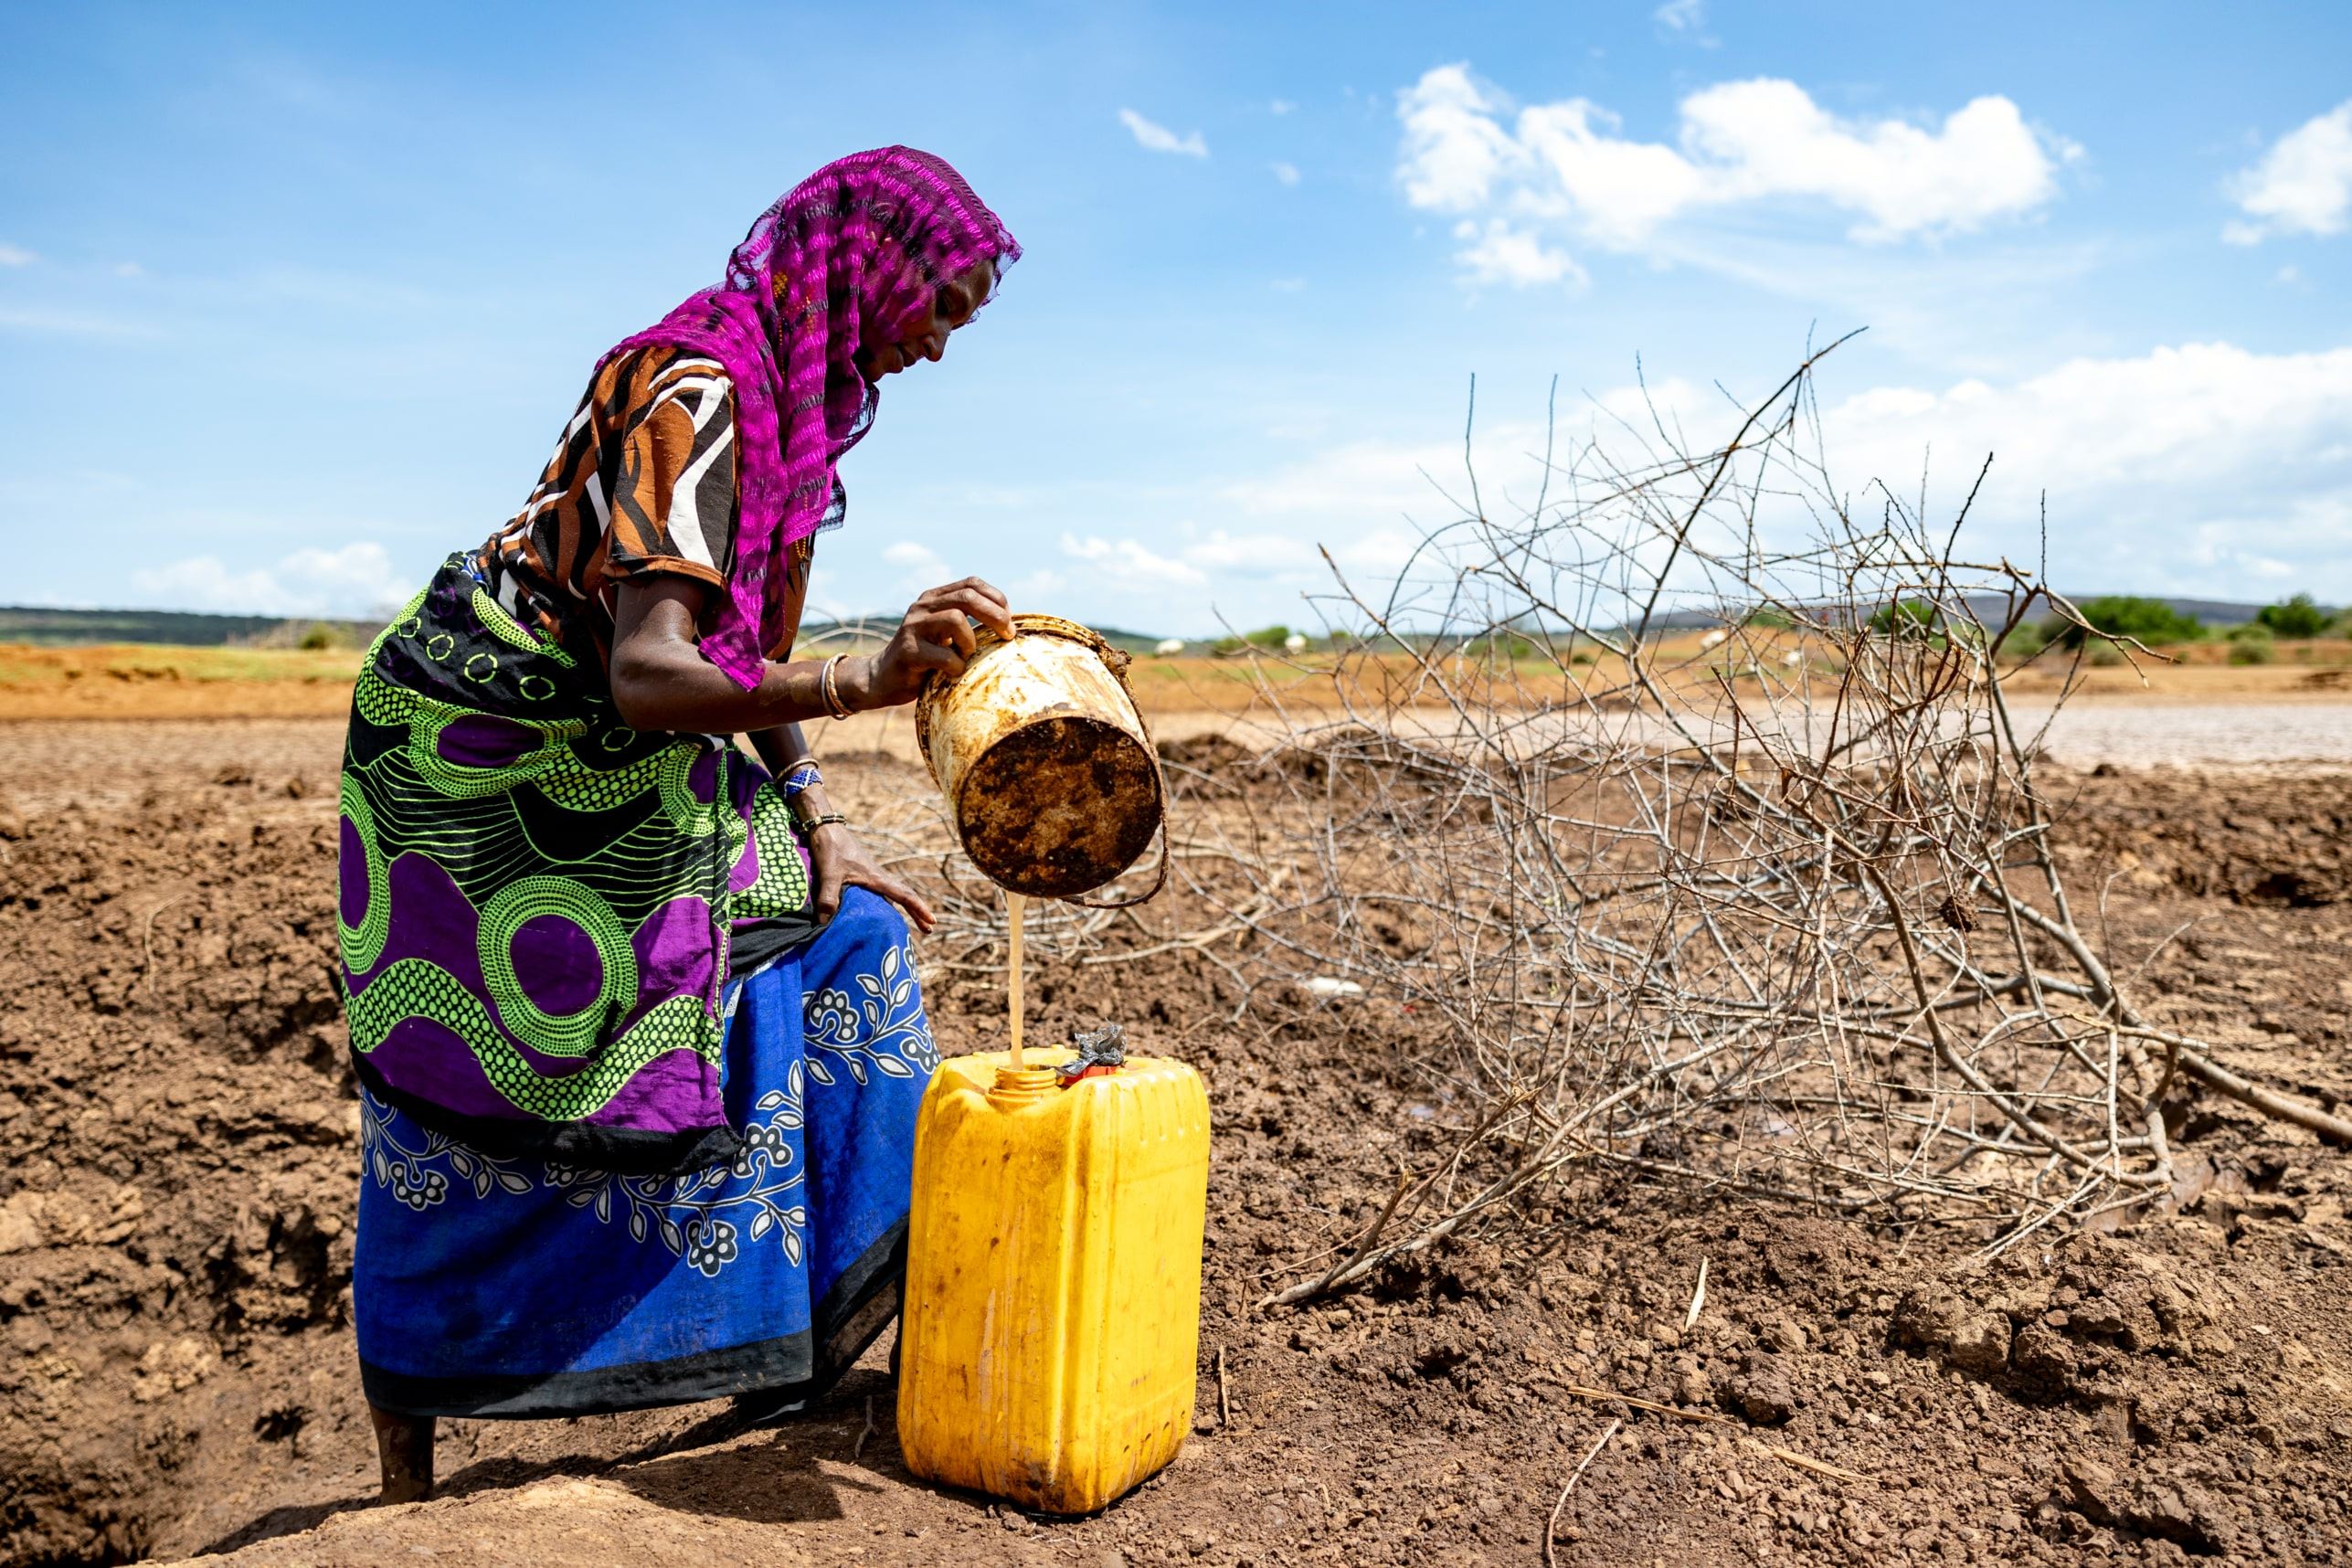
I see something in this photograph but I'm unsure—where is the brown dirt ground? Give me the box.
[3,718,2351,1566]
[5,640,2352,723]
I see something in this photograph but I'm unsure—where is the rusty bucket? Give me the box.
[915,614,1165,903]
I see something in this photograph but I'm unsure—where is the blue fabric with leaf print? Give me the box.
[353,888,938,1418]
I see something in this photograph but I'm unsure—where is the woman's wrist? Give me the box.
[751,657,874,729]
[794,810,852,842]
[777,757,823,799]
[835,653,881,713]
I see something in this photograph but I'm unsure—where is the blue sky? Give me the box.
[4,1,2348,634]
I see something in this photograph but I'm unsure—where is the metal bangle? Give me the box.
[820,653,854,721]
[792,810,851,840]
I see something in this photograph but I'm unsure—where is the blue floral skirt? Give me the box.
[354,888,938,1417]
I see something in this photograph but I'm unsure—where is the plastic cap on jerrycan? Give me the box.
[896,1047,1211,1515]
[914,615,1163,900]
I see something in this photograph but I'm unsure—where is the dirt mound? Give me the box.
[1155,732,1255,775]
[6,723,2352,1566]
[2053,765,2352,906]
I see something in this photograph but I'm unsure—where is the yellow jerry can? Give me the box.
[896,1048,1211,1514]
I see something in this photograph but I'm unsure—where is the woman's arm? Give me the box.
[747,721,938,928]
[607,574,1012,734]
[743,720,847,833]
[745,722,815,779]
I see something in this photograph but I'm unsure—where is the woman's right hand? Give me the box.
[852,577,1014,708]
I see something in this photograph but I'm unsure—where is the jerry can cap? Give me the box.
[1054,1022,1127,1088]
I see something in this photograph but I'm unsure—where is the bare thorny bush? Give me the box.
[1163,340,2352,1305]
[863,340,2352,1308]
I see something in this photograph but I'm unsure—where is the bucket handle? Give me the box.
[1054,620,1171,910]
[1067,810,1171,909]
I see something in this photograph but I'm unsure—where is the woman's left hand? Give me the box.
[809,821,937,934]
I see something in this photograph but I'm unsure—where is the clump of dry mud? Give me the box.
[4,722,2352,1567]
[2053,764,2352,907]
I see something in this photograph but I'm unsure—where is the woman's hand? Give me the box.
[846,578,1013,709]
[809,821,937,934]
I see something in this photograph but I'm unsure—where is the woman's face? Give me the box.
[855,259,997,382]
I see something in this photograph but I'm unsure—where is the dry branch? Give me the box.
[1158,344,2326,1302]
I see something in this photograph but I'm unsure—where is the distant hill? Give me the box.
[0,603,1182,652]
[2092,597,2264,628]
[0,605,385,647]
[1607,594,2282,635]
[0,596,2300,652]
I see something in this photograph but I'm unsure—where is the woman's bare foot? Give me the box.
[368,1403,435,1504]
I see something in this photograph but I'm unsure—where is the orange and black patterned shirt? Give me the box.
[474,346,811,672]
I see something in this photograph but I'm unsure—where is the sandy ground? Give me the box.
[4,639,2349,724]
[2003,703,2352,768]
[5,632,2347,778]
[835,695,2352,771]
[4,717,2351,1567]
[2,697,2348,793]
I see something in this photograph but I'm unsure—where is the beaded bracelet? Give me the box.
[791,810,851,840]
[779,759,823,799]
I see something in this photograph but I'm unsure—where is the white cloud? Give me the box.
[0,306,160,339]
[1653,0,1717,44]
[1010,567,1066,602]
[1269,277,1308,293]
[1806,342,2352,590]
[1060,533,1207,588]
[131,541,409,616]
[111,261,143,278]
[1325,344,2352,592]
[1396,65,1521,214]
[1395,64,2069,287]
[1453,218,1586,287]
[0,242,34,266]
[1181,530,1321,573]
[1217,415,1575,546]
[1270,99,1297,116]
[1825,341,2352,494]
[1223,435,1467,523]
[881,539,948,590]
[1118,108,1208,159]
[1270,161,1301,186]
[2225,101,2352,242]
[132,557,281,612]
[1682,80,2062,238]
[1193,342,2352,613]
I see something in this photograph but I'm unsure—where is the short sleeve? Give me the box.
[602,352,739,591]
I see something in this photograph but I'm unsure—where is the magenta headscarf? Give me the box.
[600,148,1021,690]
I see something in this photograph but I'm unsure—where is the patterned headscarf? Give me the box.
[601,148,1020,691]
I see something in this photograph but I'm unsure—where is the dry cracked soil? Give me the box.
[4,717,2352,1566]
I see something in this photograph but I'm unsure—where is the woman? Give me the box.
[337,147,1020,1502]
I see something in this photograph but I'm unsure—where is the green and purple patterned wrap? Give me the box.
[338,556,812,1172]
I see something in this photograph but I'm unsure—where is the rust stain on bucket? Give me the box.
[916,615,1164,900]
